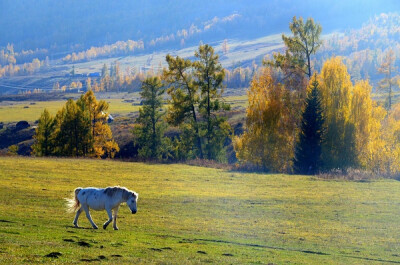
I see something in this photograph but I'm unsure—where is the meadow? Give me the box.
[0,98,140,123]
[0,157,400,264]
[0,94,247,123]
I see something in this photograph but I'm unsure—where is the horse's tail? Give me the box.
[65,187,82,213]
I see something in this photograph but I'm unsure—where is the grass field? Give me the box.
[0,94,247,123]
[0,99,141,123]
[1,157,400,264]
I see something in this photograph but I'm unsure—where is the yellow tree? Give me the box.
[78,90,119,158]
[318,57,356,169]
[375,104,400,175]
[378,49,400,110]
[350,80,386,170]
[234,67,297,172]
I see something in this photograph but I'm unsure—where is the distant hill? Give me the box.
[1,0,399,54]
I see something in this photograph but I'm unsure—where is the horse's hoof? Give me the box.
[113,227,119,231]
[103,224,108,230]
[73,223,79,228]
[93,226,98,229]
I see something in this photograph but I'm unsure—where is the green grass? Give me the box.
[0,99,140,123]
[0,157,400,264]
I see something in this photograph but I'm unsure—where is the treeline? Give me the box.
[224,64,256,88]
[32,90,119,158]
[61,13,240,64]
[0,44,48,78]
[51,63,255,93]
[51,63,149,93]
[62,40,144,63]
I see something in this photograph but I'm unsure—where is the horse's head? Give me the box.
[126,192,138,214]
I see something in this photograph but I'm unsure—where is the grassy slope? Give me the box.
[0,157,399,264]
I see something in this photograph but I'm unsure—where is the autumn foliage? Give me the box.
[235,55,400,176]
[234,67,298,172]
[33,90,119,158]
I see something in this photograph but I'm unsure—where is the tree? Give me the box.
[134,76,169,159]
[294,75,324,174]
[40,92,119,158]
[234,67,297,172]
[53,99,92,156]
[32,109,56,156]
[351,80,386,170]
[86,78,92,91]
[378,49,400,110]
[318,57,356,170]
[78,90,119,158]
[222,39,229,55]
[163,54,203,159]
[194,44,231,160]
[266,16,322,81]
[101,63,110,91]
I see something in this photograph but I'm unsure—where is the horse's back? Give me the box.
[77,187,106,210]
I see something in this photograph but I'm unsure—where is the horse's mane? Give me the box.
[104,186,138,199]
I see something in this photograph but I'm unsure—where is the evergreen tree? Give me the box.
[194,44,231,160]
[77,90,119,158]
[134,76,169,159]
[163,54,203,159]
[54,99,92,156]
[32,91,119,158]
[32,109,56,156]
[294,75,324,174]
[267,16,322,79]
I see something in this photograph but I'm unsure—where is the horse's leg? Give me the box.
[73,207,83,227]
[82,205,98,229]
[103,208,113,230]
[113,206,120,230]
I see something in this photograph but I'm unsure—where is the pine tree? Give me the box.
[78,90,119,158]
[294,75,324,174]
[265,16,322,92]
[163,54,203,159]
[54,99,92,156]
[134,76,169,159]
[32,109,56,156]
[194,44,231,160]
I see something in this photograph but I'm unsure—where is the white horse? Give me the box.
[66,186,138,230]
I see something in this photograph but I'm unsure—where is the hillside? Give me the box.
[1,157,400,264]
[1,0,398,53]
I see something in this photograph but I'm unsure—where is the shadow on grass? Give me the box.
[157,234,400,264]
